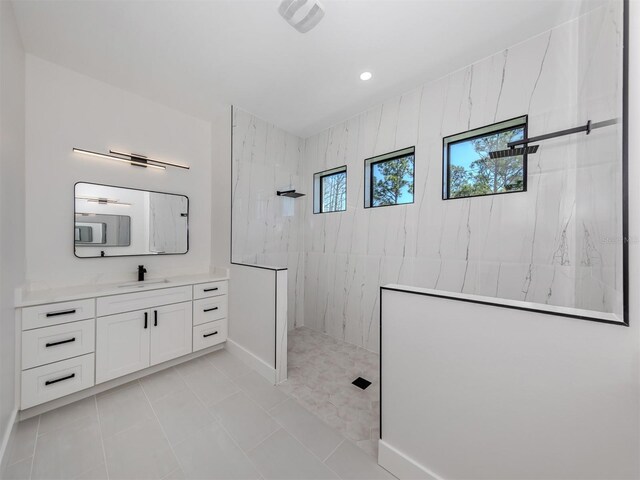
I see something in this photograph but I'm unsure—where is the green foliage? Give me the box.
[449,129,524,198]
[372,155,414,206]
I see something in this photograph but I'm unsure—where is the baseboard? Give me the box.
[378,440,442,480]
[0,408,18,473]
[19,344,224,420]
[226,338,276,384]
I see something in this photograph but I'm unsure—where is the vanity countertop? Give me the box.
[16,272,230,308]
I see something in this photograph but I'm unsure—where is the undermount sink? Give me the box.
[118,278,170,288]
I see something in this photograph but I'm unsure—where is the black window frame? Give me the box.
[313,165,347,214]
[442,115,529,201]
[364,147,416,209]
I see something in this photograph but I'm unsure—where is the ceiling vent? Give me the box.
[278,0,325,33]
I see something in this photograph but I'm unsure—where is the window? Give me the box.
[443,116,528,199]
[364,147,415,208]
[313,166,347,214]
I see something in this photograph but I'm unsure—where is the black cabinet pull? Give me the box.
[45,373,75,386]
[154,310,158,327]
[203,331,218,338]
[46,309,76,318]
[203,287,219,292]
[144,312,148,329]
[203,307,219,313]
[45,337,76,348]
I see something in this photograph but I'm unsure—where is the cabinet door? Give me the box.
[150,302,192,366]
[96,310,150,384]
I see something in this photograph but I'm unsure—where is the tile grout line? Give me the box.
[137,377,185,477]
[235,378,346,479]
[174,358,266,478]
[94,394,110,480]
[27,415,40,480]
[322,438,346,463]
[267,399,347,464]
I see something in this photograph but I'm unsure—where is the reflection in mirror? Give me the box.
[74,183,188,258]
[75,214,130,246]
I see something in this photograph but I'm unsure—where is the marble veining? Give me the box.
[231,3,623,352]
[231,107,305,330]
[301,2,624,352]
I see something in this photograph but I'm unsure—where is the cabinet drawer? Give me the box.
[193,297,227,326]
[22,319,95,370]
[193,320,227,352]
[21,354,95,409]
[193,281,227,300]
[22,299,95,331]
[97,286,192,316]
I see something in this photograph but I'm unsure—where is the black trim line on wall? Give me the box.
[381,286,625,326]
[379,286,382,440]
[621,0,630,327]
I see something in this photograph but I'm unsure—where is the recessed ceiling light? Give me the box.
[360,72,372,81]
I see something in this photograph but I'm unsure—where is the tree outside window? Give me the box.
[321,171,347,212]
[371,154,415,207]
[445,118,527,199]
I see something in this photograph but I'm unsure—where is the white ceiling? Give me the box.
[12,0,601,138]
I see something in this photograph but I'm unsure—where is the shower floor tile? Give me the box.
[281,327,380,457]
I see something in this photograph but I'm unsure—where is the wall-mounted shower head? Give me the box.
[277,189,305,198]
[489,144,539,159]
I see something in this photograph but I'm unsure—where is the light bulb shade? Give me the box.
[278,0,325,33]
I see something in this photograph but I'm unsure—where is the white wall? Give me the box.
[211,107,232,270]
[227,265,288,384]
[24,56,213,289]
[380,287,639,479]
[0,0,25,463]
[302,2,624,352]
[379,4,640,477]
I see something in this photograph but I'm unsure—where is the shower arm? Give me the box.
[507,118,618,148]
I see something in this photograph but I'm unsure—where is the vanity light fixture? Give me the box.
[109,150,190,170]
[73,148,191,171]
[76,195,131,206]
[73,148,166,170]
[360,72,372,81]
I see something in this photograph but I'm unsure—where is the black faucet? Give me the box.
[138,265,147,282]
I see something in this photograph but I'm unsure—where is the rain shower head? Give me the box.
[489,144,539,159]
[277,189,305,198]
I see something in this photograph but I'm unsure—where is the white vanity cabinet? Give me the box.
[95,287,194,384]
[95,301,193,384]
[150,302,193,365]
[192,281,228,351]
[20,298,98,409]
[95,309,151,384]
[17,275,228,411]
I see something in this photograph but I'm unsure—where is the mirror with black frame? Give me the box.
[74,182,189,258]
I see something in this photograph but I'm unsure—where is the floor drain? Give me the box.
[352,377,371,390]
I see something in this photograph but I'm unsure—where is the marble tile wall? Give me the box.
[231,107,305,329]
[301,2,625,351]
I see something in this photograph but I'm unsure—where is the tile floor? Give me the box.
[2,348,393,480]
[279,327,380,458]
